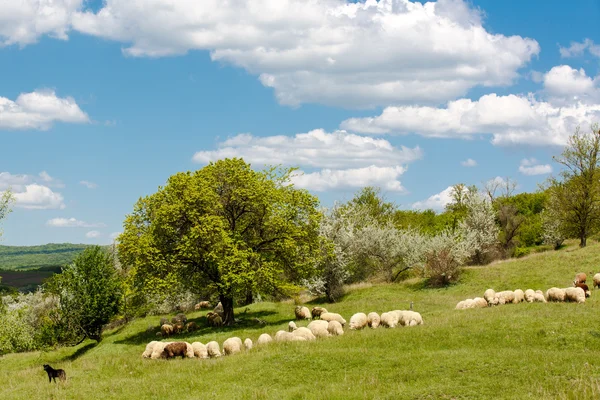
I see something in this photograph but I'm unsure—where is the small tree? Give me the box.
[549,124,600,247]
[459,191,498,264]
[0,189,15,240]
[422,229,475,286]
[49,246,122,343]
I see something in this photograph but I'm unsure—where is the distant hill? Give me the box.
[0,243,90,270]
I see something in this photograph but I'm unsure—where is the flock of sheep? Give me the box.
[142,305,423,360]
[455,272,600,309]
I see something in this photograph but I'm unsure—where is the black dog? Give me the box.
[43,364,66,383]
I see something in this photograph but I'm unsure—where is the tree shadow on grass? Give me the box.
[61,342,97,362]
[114,310,289,345]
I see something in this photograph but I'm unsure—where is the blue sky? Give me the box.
[1,0,599,246]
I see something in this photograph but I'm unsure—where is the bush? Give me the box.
[423,248,461,287]
[513,247,531,258]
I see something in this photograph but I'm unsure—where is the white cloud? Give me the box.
[341,92,600,147]
[412,186,455,211]
[0,171,66,210]
[559,39,600,58]
[109,232,122,240]
[46,218,106,228]
[193,129,422,168]
[518,158,552,176]
[12,184,65,210]
[543,65,598,100]
[79,180,98,189]
[85,230,101,238]
[461,158,477,167]
[0,0,83,46]
[0,90,89,130]
[291,165,406,192]
[62,0,539,108]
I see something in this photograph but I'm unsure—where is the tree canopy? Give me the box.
[118,158,322,325]
[0,189,15,240]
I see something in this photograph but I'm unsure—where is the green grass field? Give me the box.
[2,242,600,399]
[0,244,89,270]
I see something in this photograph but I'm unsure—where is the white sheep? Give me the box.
[327,320,344,336]
[473,297,488,308]
[367,312,380,329]
[484,289,498,306]
[524,289,535,303]
[206,341,222,358]
[142,341,159,358]
[593,273,600,289]
[380,312,399,328]
[294,306,311,320]
[150,341,172,359]
[223,337,243,355]
[564,287,586,303]
[257,333,273,345]
[191,342,208,359]
[320,312,346,327]
[293,327,316,341]
[288,321,298,332]
[395,310,423,326]
[307,320,330,338]
[496,291,515,304]
[244,338,253,350]
[513,289,525,304]
[349,313,368,330]
[546,287,566,302]
[455,300,466,310]
[275,330,294,342]
[185,342,195,358]
[534,290,547,303]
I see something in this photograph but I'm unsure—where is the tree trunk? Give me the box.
[580,235,587,248]
[219,294,235,326]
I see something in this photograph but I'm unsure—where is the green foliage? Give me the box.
[0,243,90,270]
[393,209,453,235]
[513,247,531,258]
[119,158,322,324]
[0,189,14,241]
[48,246,123,342]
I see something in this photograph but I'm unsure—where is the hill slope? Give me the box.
[0,243,89,270]
[1,243,600,399]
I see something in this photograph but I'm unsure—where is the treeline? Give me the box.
[0,243,89,270]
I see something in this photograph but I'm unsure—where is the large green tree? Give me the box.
[48,246,123,342]
[118,158,322,325]
[548,125,600,247]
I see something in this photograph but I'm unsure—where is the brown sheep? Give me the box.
[207,312,223,327]
[194,301,211,310]
[162,342,188,359]
[574,272,587,285]
[186,322,198,332]
[176,313,188,324]
[173,323,184,334]
[161,324,174,337]
[311,307,328,319]
[575,283,591,297]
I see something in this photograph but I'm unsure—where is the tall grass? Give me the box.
[2,243,600,399]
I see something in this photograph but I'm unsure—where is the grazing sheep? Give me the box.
[207,312,223,327]
[513,289,525,304]
[257,333,273,345]
[293,327,316,341]
[206,341,221,358]
[534,290,547,303]
[161,324,174,337]
[380,312,399,328]
[191,342,208,359]
[524,289,536,303]
[455,300,466,310]
[327,320,344,336]
[496,291,515,304]
[294,306,311,320]
[173,323,184,334]
[320,312,346,327]
[288,321,298,332]
[150,342,171,359]
[186,322,198,332]
[244,338,253,350]
[223,337,243,355]
[546,287,566,302]
[574,283,591,297]
[307,320,330,338]
[367,312,380,329]
[484,289,498,306]
[395,310,423,326]
[142,341,159,358]
[473,297,488,308]
[311,307,328,319]
[159,317,169,326]
[162,342,188,359]
[593,273,600,289]
[195,301,211,310]
[349,313,368,330]
[564,287,586,303]
[574,272,587,285]
[176,313,188,325]
[275,330,296,342]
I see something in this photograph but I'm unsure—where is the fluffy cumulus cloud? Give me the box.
[0,171,66,209]
[46,218,106,228]
[461,158,477,167]
[85,230,101,238]
[193,129,422,168]
[291,165,407,192]
[559,39,600,58]
[2,0,538,108]
[0,0,84,46]
[0,90,89,130]
[518,158,552,176]
[543,65,600,103]
[341,91,600,147]
[412,186,454,211]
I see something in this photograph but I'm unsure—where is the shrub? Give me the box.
[513,247,531,258]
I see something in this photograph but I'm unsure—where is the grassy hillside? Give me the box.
[0,243,89,270]
[2,243,600,399]
[0,265,62,293]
